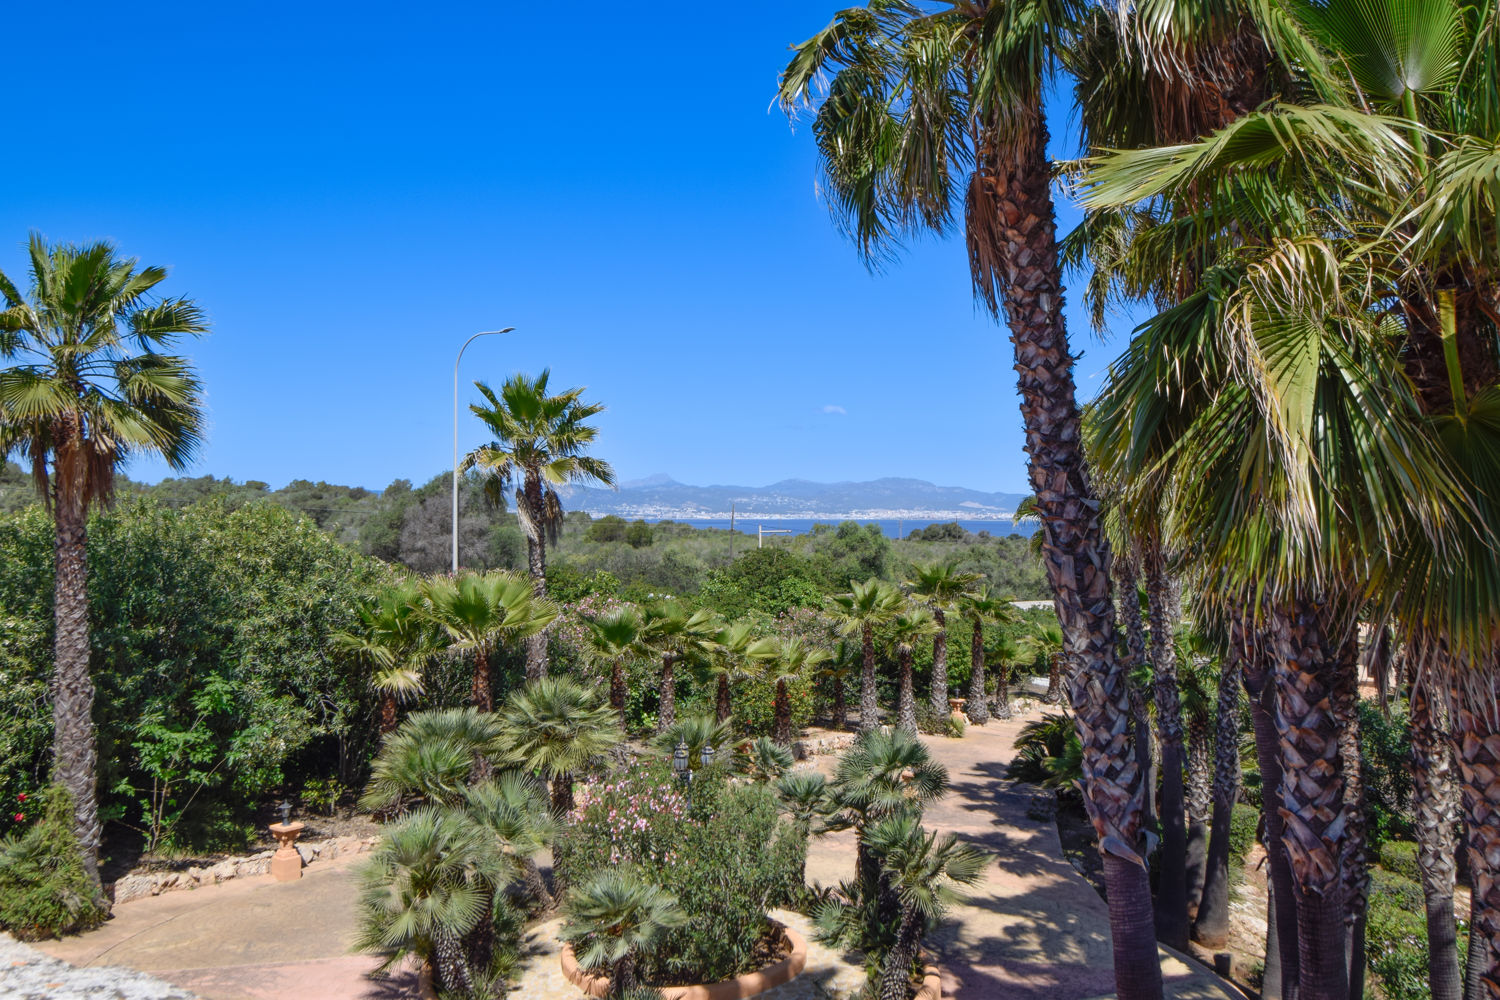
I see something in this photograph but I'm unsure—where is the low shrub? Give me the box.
[1227,802,1260,888]
[557,764,805,985]
[0,785,108,940]
[915,705,966,739]
[1365,869,1436,1000]
[1007,712,1074,784]
[1379,840,1422,883]
[735,673,814,739]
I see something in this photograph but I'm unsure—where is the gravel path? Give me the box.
[0,934,200,1000]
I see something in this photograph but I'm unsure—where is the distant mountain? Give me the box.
[557,476,1028,521]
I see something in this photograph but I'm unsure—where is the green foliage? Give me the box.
[1007,712,1076,784]
[1377,840,1422,883]
[301,777,345,817]
[0,785,108,939]
[1227,803,1260,886]
[1365,869,1462,1000]
[557,766,805,985]
[915,704,966,738]
[561,868,687,996]
[733,670,815,738]
[1359,700,1415,846]
[735,737,796,782]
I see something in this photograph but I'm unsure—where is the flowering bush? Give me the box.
[556,764,805,985]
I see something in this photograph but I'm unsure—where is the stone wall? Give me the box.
[111,835,377,904]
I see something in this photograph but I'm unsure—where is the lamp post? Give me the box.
[673,739,691,801]
[453,328,515,574]
[700,742,716,770]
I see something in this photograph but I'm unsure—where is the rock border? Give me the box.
[110,835,377,903]
[561,923,808,1000]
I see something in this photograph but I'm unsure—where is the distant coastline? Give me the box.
[593,516,1034,539]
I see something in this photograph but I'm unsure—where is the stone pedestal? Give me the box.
[268,821,305,882]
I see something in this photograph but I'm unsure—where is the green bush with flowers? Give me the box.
[555,763,805,986]
[0,784,108,939]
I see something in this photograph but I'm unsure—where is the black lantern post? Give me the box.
[700,742,716,770]
[672,740,691,798]
[276,800,293,826]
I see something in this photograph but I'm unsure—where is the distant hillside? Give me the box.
[558,476,1027,521]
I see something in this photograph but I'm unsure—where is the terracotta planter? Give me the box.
[914,953,943,1000]
[560,923,808,1000]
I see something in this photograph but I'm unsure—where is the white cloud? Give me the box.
[821,404,847,415]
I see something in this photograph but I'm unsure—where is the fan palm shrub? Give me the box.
[360,708,512,813]
[0,235,207,888]
[907,562,982,715]
[706,621,777,723]
[463,773,559,911]
[775,768,829,894]
[886,607,940,734]
[819,638,862,730]
[334,578,437,735]
[583,606,645,731]
[765,637,829,746]
[560,868,687,999]
[462,370,615,679]
[651,715,734,771]
[737,735,796,783]
[419,570,558,712]
[637,603,720,733]
[500,677,622,815]
[828,579,904,731]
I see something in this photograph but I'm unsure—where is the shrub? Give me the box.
[1360,700,1415,846]
[1379,840,1422,883]
[1227,802,1260,887]
[1365,869,1440,1000]
[557,765,805,985]
[0,785,108,939]
[915,704,966,738]
[1007,712,1074,784]
[734,672,813,739]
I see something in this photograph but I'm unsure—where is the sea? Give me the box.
[640,518,1033,539]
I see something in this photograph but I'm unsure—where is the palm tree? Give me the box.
[419,570,557,712]
[637,603,720,733]
[781,7,1162,990]
[1409,658,1462,1000]
[462,773,559,912]
[560,868,687,999]
[907,562,982,715]
[1025,621,1067,705]
[820,638,862,730]
[462,370,615,679]
[960,587,1009,725]
[1177,630,1218,918]
[582,606,645,731]
[499,677,622,815]
[775,769,829,890]
[766,637,830,747]
[360,708,513,813]
[1192,620,1243,951]
[827,579,904,731]
[825,728,949,894]
[707,621,777,723]
[334,579,436,734]
[651,715,735,770]
[867,812,987,1000]
[987,632,1024,720]
[355,806,510,995]
[887,606,940,733]
[0,235,207,889]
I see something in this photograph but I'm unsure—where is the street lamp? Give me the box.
[453,328,515,574]
[700,742,716,770]
[673,740,691,798]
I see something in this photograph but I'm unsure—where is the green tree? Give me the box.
[462,772,559,911]
[333,578,436,734]
[637,603,720,733]
[582,606,646,730]
[907,562,982,716]
[828,579,904,731]
[886,606,939,734]
[419,570,557,712]
[765,637,830,747]
[0,236,207,889]
[959,588,1010,725]
[707,621,777,723]
[463,370,615,679]
[499,677,622,815]
[560,869,688,999]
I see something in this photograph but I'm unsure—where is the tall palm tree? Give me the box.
[334,579,437,734]
[582,606,645,731]
[887,606,940,733]
[867,812,987,1000]
[419,570,557,712]
[560,869,687,999]
[1024,621,1067,705]
[1192,615,1243,950]
[499,677,622,815]
[708,621,777,723]
[781,5,1162,987]
[988,632,1024,720]
[907,562,982,715]
[636,603,720,733]
[462,370,615,679]
[960,587,1009,724]
[828,578,904,731]
[0,235,207,888]
[819,638,863,730]
[766,637,830,746]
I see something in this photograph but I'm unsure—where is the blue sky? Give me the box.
[1,2,1136,495]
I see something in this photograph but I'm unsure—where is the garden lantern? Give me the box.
[673,740,690,787]
[700,742,716,769]
[276,800,293,825]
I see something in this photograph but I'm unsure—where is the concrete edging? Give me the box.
[915,953,943,1000]
[560,923,808,1000]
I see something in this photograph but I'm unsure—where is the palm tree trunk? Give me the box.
[716,674,732,724]
[973,112,1160,999]
[860,625,879,732]
[1332,636,1369,1000]
[897,649,917,733]
[522,475,549,680]
[610,952,637,999]
[774,679,792,746]
[1193,650,1241,949]
[1453,664,1500,1000]
[1265,877,1285,1000]
[968,619,990,726]
[611,660,628,732]
[380,692,399,734]
[1271,598,1348,1000]
[1245,647,1301,1000]
[434,931,474,995]
[1186,710,1212,914]
[930,607,949,715]
[1144,536,1190,951]
[51,486,103,892]
[1045,652,1064,703]
[1118,550,1156,834]
[878,906,924,1000]
[472,647,493,712]
[1410,659,1462,1000]
[995,653,1012,719]
[551,771,575,816]
[657,654,676,733]
[522,856,555,911]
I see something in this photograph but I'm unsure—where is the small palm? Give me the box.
[501,677,622,814]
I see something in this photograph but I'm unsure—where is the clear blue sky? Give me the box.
[1,2,1136,495]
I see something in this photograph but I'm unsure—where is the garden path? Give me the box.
[802,700,1243,1000]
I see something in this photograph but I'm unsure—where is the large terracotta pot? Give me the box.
[560,923,808,1000]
